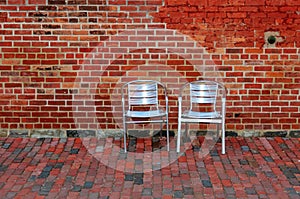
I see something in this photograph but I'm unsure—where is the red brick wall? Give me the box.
[0,0,299,136]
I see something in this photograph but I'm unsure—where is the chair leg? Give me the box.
[123,122,127,153]
[160,117,163,137]
[177,119,181,153]
[166,116,169,151]
[221,121,225,154]
[185,122,188,136]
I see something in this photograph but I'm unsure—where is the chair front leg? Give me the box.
[177,97,182,153]
[123,119,127,153]
[221,120,225,154]
[221,97,226,154]
[177,119,181,153]
[166,115,169,151]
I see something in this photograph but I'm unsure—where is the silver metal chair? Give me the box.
[122,80,169,152]
[177,80,226,154]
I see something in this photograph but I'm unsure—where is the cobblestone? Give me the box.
[0,137,299,198]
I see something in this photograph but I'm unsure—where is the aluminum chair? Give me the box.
[122,80,169,152]
[177,80,226,154]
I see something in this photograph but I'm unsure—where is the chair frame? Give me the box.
[121,80,169,152]
[176,80,226,154]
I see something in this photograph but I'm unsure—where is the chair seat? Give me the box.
[182,110,221,119]
[125,110,166,118]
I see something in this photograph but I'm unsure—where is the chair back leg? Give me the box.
[177,118,182,153]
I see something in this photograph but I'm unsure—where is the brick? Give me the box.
[245,0,265,5]
[7,0,26,4]
[227,12,247,18]
[28,0,46,4]
[286,0,300,5]
[166,0,187,6]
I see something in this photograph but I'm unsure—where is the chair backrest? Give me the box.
[187,80,223,112]
[190,81,218,104]
[122,80,166,112]
[128,81,158,107]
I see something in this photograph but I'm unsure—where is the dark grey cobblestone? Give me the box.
[264,131,287,137]
[9,130,29,138]
[289,130,300,138]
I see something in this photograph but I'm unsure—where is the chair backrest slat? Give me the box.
[128,82,158,105]
[129,97,158,105]
[129,90,157,98]
[191,97,216,104]
[190,82,218,104]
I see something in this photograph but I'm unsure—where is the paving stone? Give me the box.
[142,188,152,196]
[38,171,50,179]
[246,170,257,177]
[153,130,175,137]
[209,149,219,156]
[43,165,53,172]
[289,130,300,138]
[202,180,213,188]
[224,187,235,195]
[99,196,109,199]
[40,181,54,193]
[125,174,134,181]
[23,146,33,152]
[32,185,41,192]
[238,159,248,165]
[264,156,274,162]
[264,131,287,137]
[0,165,8,172]
[6,192,17,198]
[134,173,144,185]
[31,129,66,138]
[250,149,259,154]
[89,192,99,198]
[35,138,45,146]
[279,143,288,149]
[54,162,64,169]
[264,171,276,178]
[183,187,194,195]
[245,187,257,195]
[9,130,29,138]
[13,157,24,163]
[2,143,11,149]
[285,187,298,196]
[0,130,8,137]
[83,181,94,189]
[96,146,104,152]
[70,148,79,154]
[241,146,249,152]
[67,130,95,137]
[12,148,22,155]
[67,130,80,137]
[225,131,238,137]
[97,130,123,138]
[240,130,260,137]
[28,175,37,182]
[162,188,173,195]
[71,185,82,192]
[173,190,183,198]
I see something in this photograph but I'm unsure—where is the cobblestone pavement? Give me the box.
[0,137,299,198]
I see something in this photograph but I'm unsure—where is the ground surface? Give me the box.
[0,137,299,198]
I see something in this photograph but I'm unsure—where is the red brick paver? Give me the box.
[0,137,299,198]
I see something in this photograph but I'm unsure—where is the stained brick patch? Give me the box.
[0,137,299,198]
